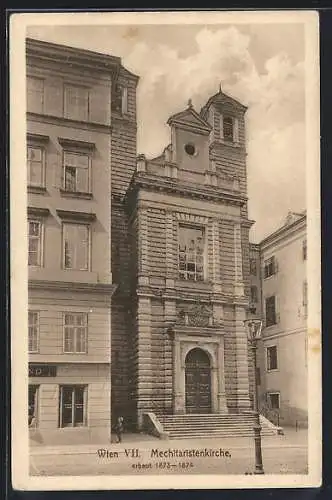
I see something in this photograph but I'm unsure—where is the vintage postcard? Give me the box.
[10,10,321,490]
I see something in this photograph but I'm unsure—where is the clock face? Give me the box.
[184,143,197,156]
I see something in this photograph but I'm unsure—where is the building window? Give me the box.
[250,286,258,303]
[63,223,90,271]
[250,258,257,276]
[63,151,90,193]
[63,312,88,353]
[28,385,39,427]
[59,385,87,427]
[266,345,278,371]
[223,116,234,141]
[27,145,45,187]
[265,295,277,327]
[264,256,277,278]
[28,311,39,352]
[267,392,280,409]
[303,281,308,318]
[178,225,205,281]
[112,84,128,115]
[64,85,89,122]
[27,76,44,114]
[302,240,307,260]
[28,220,43,267]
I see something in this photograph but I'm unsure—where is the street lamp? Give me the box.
[244,304,264,475]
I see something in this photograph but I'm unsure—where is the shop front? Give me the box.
[28,362,111,445]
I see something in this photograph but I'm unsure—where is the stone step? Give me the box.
[155,413,278,439]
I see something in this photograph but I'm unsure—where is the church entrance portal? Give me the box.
[185,348,212,414]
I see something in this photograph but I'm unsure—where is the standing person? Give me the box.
[115,416,124,443]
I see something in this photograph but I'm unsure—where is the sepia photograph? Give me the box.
[10,10,321,490]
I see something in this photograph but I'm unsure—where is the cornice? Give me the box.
[28,279,118,296]
[27,112,113,134]
[132,173,246,207]
[259,216,306,250]
[28,206,50,218]
[56,209,96,222]
[26,38,121,77]
[58,137,96,150]
[27,132,50,143]
[135,283,247,306]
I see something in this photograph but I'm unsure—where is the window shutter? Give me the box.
[44,79,63,117]
[89,84,110,125]
[121,86,128,115]
[274,257,279,274]
[275,295,280,323]
[219,114,224,139]
[234,117,239,143]
[208,106,214,127]
[59,151,64,189]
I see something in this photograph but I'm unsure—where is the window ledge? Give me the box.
[212,138,241,148]
[28,185,47,195]
[60,189,93,200]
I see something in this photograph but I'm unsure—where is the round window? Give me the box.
[184,143,197,156]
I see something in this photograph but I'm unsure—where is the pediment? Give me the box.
[167,107,212,134]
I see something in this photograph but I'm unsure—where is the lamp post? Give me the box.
[244,305,264,475]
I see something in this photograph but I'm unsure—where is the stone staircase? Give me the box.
[157,413,279,439]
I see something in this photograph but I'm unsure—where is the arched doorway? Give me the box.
[185,348,212,414]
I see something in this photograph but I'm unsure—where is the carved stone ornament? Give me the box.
[177,302,213,327]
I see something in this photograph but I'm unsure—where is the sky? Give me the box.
[27,22,306,242]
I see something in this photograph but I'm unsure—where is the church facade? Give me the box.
[112,91,254,429]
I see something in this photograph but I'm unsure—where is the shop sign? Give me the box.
[28,364,57,377]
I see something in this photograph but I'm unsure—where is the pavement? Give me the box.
[29,428,308,476]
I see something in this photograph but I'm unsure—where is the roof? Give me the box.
[200,89,247,119]
[259,212,306,248]
[167,101,212,135]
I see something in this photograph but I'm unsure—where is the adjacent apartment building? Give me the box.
[27,38,138,444]
[249,212,308,427]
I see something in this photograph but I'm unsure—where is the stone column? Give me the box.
[234,223,244,296]
[138,209,149,286]
[234,305,251,411]
[136,296,153,427]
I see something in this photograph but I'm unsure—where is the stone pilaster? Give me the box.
[165,210,176,288]
[234,222,244,296]
[173,338,185,414]
[211,219,222,293]
[217,337,228,412]
[234,305,251,411]
[138,208,149,286]
[164,299,176,413]
[207,220,214,282]
[136,296,152,427]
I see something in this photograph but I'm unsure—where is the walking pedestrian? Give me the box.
[115,416,124,443]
